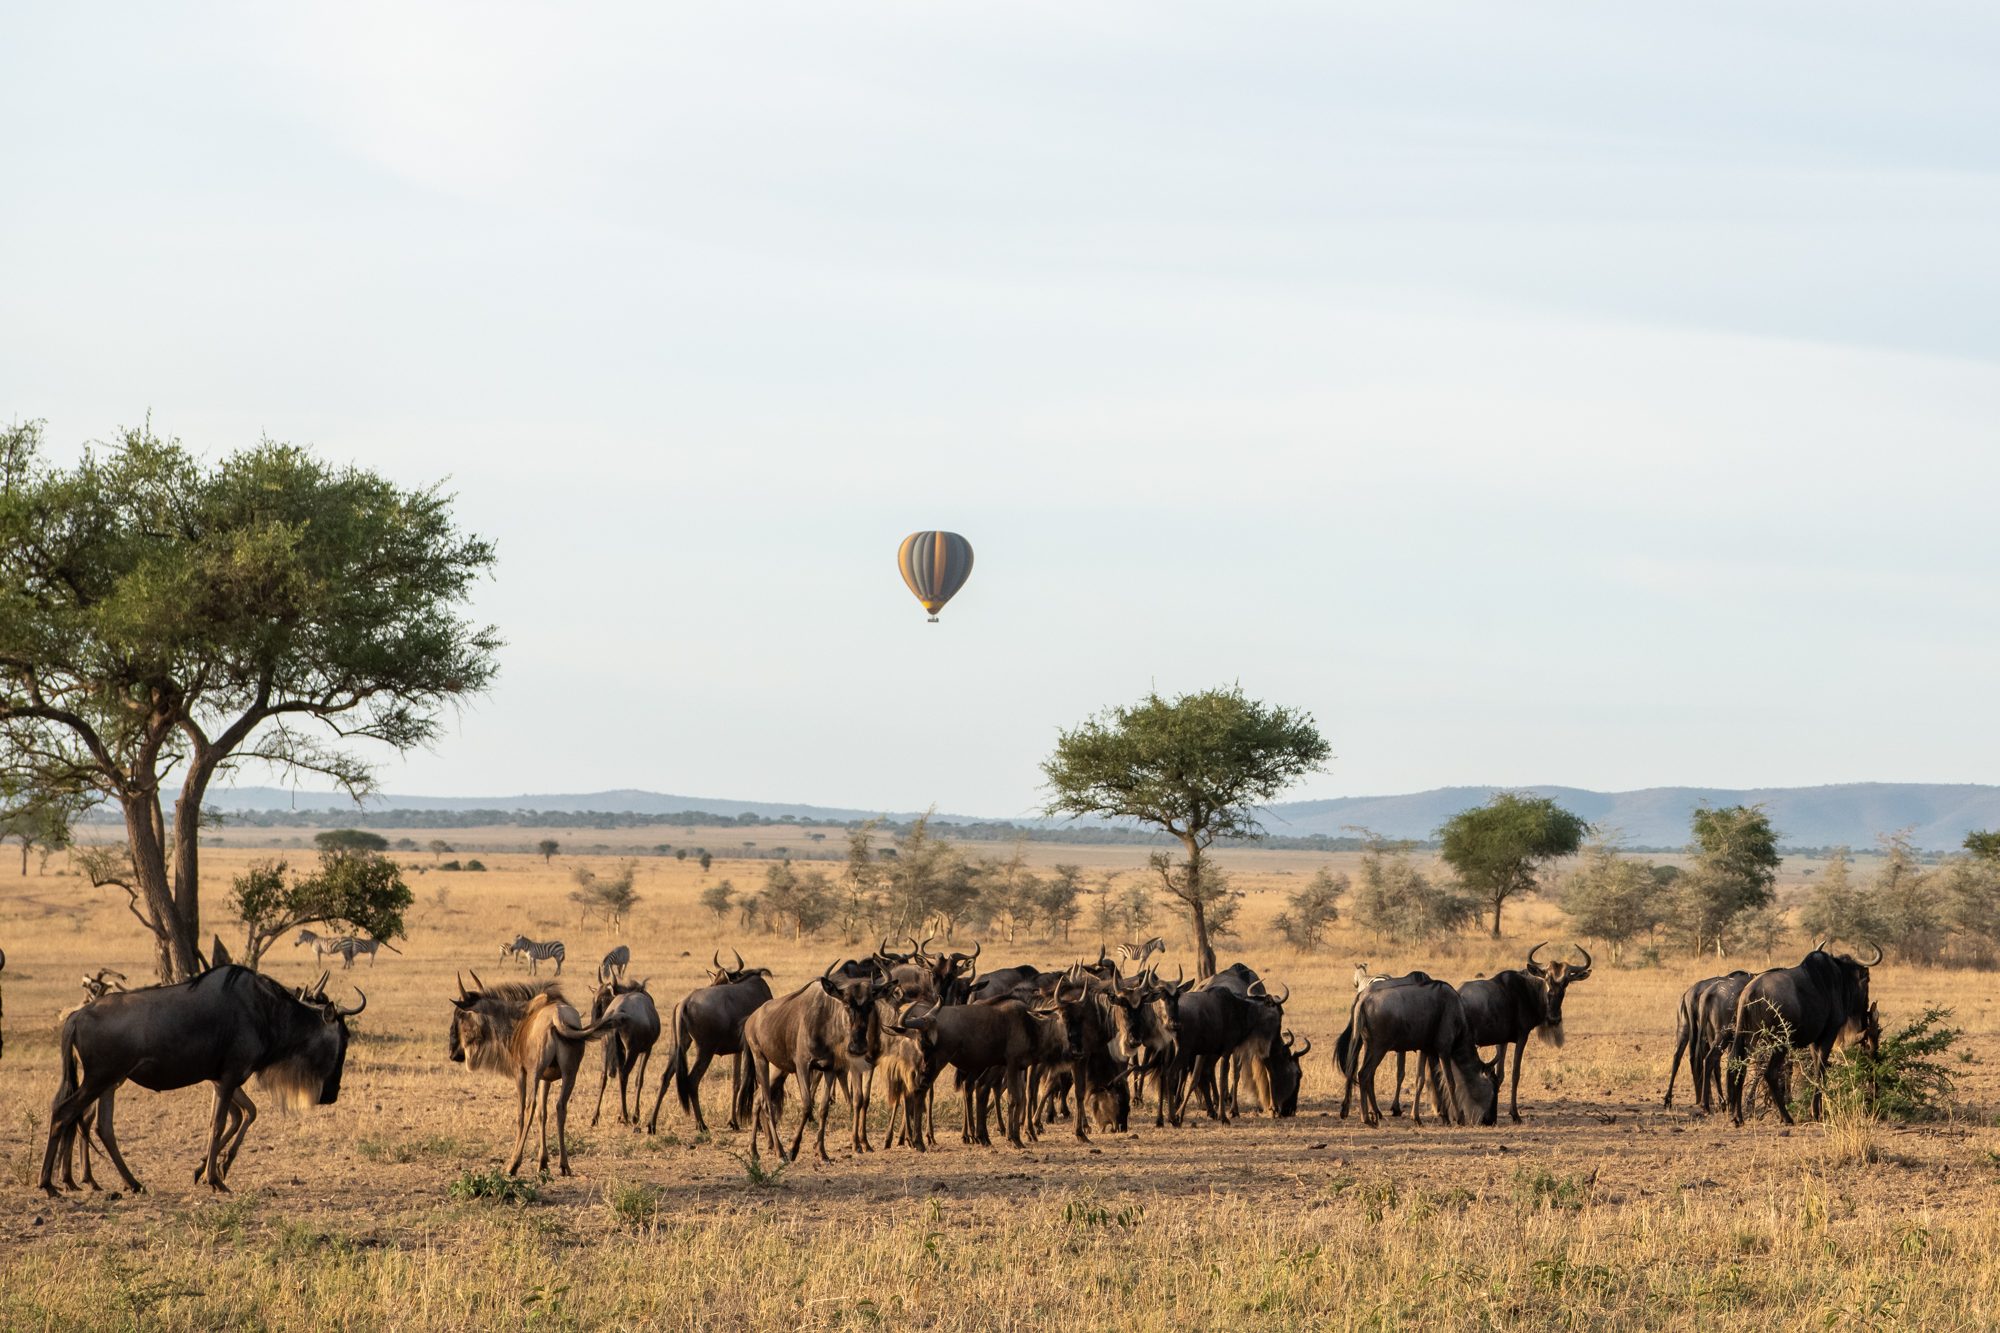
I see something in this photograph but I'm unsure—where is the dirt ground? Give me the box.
[1,842,1996,1331]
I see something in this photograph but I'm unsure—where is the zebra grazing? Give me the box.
[503,935,566,975]
[1117,936,1166,966]
[343,937,401,968]
[295,929,356,968]
[599,945,631,986]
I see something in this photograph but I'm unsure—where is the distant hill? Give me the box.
[201,782,2000,850]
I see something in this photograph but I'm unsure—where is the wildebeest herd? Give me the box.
[15,931,1889,1195]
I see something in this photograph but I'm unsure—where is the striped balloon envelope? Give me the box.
[896,530,975,622]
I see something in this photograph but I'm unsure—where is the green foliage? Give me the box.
[0,788,85,874]
[732,1152,788,1188]
[606,1181,665,1227]
[231,849,412,967]
[356,1133,461,1164]
[1798,848,1876,946]
[1867,832,1946,962]
[1558,841,1664,959]
[1964,830,2000,862]
[1273,866,1343,952]
[448,1169,541,1205]
[314,829,389,853]
[1512,1165,1595,1211]
[537,838,560,862]
[1037,863,1085,940]
[428,839,455,861]
[1672,804,1782,954]
[1821,1007,1962,1123]
[1349,833,1476,945]
[1043,685,1328,975]
[761,859,836,937]
[700,879,735,924]
[1437,792,1590,937]
[698,851,713,873]
[0,420,498,980]
[570,860,641,924]
[464,858,486,872]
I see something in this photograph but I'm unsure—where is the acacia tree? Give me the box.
[0,421,498,981]
[0,786,86,875]
[1673,803,1781,954]
[1438,792,1590,938]
[537,838,560,863]
[1042,686,1328,978]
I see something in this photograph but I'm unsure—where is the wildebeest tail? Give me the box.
[672,1003,698,1114]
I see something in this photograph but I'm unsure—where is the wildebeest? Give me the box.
[1199,966,1289,1116]
[1162,984,1264,1125]
[892,995,1066,1148]
[503,935,567,975]
[573,979,661,1127]
[599,945,631,986]
[743,965,892,1162]
[1266,1029,1310,1117]
[1107,968,1184,1127]
[966,963,1043,1003]
[1664,970,1751,1112]
[654,950,774,1133]
[1340,974,1498,1127]
[1456,942,1592,1122]
[447,973,609,1175]
[1727,943,1882,1125]
[40,966,363,1196]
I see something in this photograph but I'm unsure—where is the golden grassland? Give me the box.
[1,841,1998,1331]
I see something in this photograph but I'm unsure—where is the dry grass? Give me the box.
[2,841,1998,1331]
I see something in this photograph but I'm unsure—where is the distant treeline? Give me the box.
[84,805,1404,853]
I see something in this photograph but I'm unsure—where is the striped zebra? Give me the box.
[295,928,355,968]
[1117,936,1166,966]
[344,936,402,968]
[503,934,566,975]
[598,945,630,986]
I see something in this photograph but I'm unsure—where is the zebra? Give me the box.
[295,929,356,968]
[343,936,402,968]
[80,969,129,1001]
[503,935,566,975]
[1117,936,1166,966]
[599,945,631,986]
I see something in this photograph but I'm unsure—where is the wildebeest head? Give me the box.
[278,970,365,1107]
[1267,1029,1311,1116]
[818,966,891,1060]
[447,970,553,1072]
[1524,942,1593,1044]
[1052,965,1100,1060]
[1809,940,1882,1033]
[707,948,772,987]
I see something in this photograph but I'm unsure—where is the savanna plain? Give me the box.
[1,834,1997,1331]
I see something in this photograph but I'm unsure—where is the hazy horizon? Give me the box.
[6,4,1998,814]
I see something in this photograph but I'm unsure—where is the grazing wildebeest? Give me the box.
[743,965,892,1163]
[503,935,566,975]
[1340,976,1498,1127]
[295,928,355,968]
[966,963,1043,1003]
[447,973,609,1175]
[1117,936,1166,967]
[1456,942,1593,1122]
[1266,1029,1310,1117]
[39,966,362,1196]
[1727,943,1882,1125]
[1664,970,1751,1111]
[574,979,660,1128]
[654,950,774,1133]
[1335,966,1419,1116]
[599,945,631,986]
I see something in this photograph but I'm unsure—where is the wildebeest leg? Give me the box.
[1762,1047,1794,1124]
[786,1059,816,1163]
[507,1073,535,1174]
[1004,1066,1028,1148]
[590,1035,619,1127]
[553,1072,577,1175]
[1389,1052,1406,1116]
[198,1079,243,1192]
[1507,1041,1527,1122]
[1665,1023,1690,1107]
[215,1092,258,1184]
[1357,1047,1385,1126]
[1072,1060,1092,1143]
[813,1070,839,1163]
[1810,1042,1833,1121]
[625,1049,648,1126]
[1411,1053,1427,1126]
[92,1087,145,1194]
[685,1044,716,1132]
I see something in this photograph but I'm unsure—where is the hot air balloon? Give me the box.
[897,530,974,622]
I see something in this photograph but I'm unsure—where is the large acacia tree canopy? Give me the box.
[0,420,500,801]
[1041,686,1330,845]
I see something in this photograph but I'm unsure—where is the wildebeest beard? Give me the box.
[255,1022,346,1109]
[1537,1021,1566,1048]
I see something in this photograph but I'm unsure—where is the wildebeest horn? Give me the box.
[336,988,367,1017]
[1571,944,1592,970]
[1096,943,1107,965]
[732,947,745,971]
[1172,964,1183,987]
[713,949,723,971]
[312,970,330,995]
[1861,942,1884,966]
[1248,979,1266,997]
[1527,941,1548,968]
[965,940,981,962]
[1812,936,1828,953]
[456,972,470,1000]
[1294,1034,1312,1058]
[1273,982,1290,1006]
[468,970,487,992]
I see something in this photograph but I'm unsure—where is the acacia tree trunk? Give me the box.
[1491,896,1504,938]
[123,797,197,982]
[1181,837,1218,980]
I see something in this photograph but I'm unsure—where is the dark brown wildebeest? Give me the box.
[1108,967,1186,1126]
[575,979,661,1127]
[1340,975,1498,1127]
[893,995,1065,1148]
[1162,984,1264,1125]
[743,965,892,1162]
[39,966,362,1196]
[1043,969,1133,1141]
[1456,942,1593,1122]
[654,950,773,1133]
[966,963,1043,1003]
[1728,943,1882,1125]
[447,973,609,1175]
[1665,970,1751,1111]
[1266,1029,1310,1117]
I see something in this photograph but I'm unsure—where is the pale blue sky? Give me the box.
[4,3,1998,815]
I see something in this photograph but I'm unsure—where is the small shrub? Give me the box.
[607,1182,664,1227]
[732,1152,787,1189]
[439,859,463,872]
[1822,1006,1963,1123]
[1513,1165,1594,1211]
[465,859,487,872]
[449,1169,540,1205]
